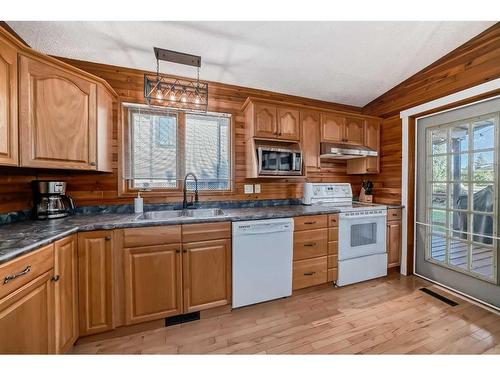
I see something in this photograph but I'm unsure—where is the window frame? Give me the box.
[119,103,234,197]
[424,112,499,283]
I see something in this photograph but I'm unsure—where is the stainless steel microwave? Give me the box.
[257,147,303,176]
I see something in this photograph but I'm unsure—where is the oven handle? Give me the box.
[340,213,387,220]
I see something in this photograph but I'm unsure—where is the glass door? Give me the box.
[416,98,500,308]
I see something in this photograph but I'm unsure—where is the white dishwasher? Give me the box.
[232,218,294,308]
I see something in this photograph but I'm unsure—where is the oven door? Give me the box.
[338,212,387,260]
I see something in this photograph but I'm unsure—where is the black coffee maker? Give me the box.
[32,181,75,219]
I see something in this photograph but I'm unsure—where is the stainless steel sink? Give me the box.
[136,208,226,220]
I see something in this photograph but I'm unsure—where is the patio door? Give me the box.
[415,97,500,308]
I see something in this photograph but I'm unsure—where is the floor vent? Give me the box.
[420,287,459,306]
[165,311,200,326]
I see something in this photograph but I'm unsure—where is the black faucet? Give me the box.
[183,172,199,209]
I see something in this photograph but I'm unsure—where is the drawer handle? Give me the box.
[3,265,31,284]
[304,243,317,247]
[304,221,316,225]
[304,271,316,276]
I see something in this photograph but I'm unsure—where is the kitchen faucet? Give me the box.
[183,172,199,209]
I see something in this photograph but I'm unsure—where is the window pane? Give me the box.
[450,153,468,181]
[473,183,494,213]
[451,124,469,153]
[431,128,447,154]
[449,238,468,270]
[472,213,494,245]
[431,156,447,181]
[449,211,468,235]
[450,182,468,210]
[471,242,495,279]
[473,119,494,150]
[431,183,446,208]
[185,114,230,191]
[429,234,446,262]
[430,209,447,228]
[131,112,177,189]
[473,151,494,182]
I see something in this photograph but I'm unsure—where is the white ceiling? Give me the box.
[8,21,496,107]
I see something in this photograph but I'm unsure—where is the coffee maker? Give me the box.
[32,181,75,219]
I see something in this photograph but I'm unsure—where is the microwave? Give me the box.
[257,147,303,176]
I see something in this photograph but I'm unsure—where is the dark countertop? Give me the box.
[0,205,348,265]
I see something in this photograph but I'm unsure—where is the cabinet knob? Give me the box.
[105,236,112,241]
[51,275,60,282]
[176,249,180,253]
[183,250,187,253]
[89,162,96,166]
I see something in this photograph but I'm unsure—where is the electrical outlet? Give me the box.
[254,184,261,194]
[244,184,254,194]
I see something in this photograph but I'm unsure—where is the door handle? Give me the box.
[303,243,317,247]
[304,221,316,225]
[303,272,316,276]
[3,265,31,284]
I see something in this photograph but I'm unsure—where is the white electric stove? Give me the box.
[303,183,388,286]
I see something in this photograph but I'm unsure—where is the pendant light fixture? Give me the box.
[144,47,208,112]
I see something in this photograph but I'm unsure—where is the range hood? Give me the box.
[320,142,378,159]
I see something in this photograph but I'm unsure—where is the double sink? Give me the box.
[135,208,226,221]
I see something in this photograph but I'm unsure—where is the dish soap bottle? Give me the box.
[134,192,144,213]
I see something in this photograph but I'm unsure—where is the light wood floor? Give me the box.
[72,274,500,354]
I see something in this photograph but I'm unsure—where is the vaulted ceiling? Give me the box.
[8,21,496,107]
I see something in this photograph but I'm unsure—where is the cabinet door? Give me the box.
[320,113,344,142]
[96,85,113,172]
[0,271,55,354]
[301,110,321,170]
[0,36,18,166]
[19,55,97,170]
[54,235,78,354]
[277,107,300,141]
[344,117,364,145]
[124,244,182,325]
[78,231,114,336]
[254,103,277,138]
[182,239,231,313]
[387,221,401,267]
[365,119,380,173]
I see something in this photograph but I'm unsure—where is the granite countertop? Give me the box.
[0,204,348,265]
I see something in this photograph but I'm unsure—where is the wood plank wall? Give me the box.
[0,57,362,214]
[363,23,500,205]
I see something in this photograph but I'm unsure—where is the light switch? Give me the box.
[254,184,261,193]
[244,184,254,194]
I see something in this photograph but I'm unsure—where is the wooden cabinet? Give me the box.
[347,119,380,174]
[344,117,364,145]
[301,110,321,170]
[0,35,18,166]
[0,271,55,354]
[96,84,114,172]
[182,239,231,313]
[277,107,300,141]
[19,55,97,170]
[77,231,114,336]
[292,257,328,290]
[387,214,402,268]
[327,214,339,283]
[124,244,182,325]
[320,113,344,143]
[54,235,78,354]
[254,103,277,138]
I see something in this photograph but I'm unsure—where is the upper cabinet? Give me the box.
[19,55,97,170]
[244,99,301,142]
[301,110,321,170]
[346,118,381,174]
[320,113,344,143]
[0,27,116,171]
[0,36,18,166]
[344,117,364,145]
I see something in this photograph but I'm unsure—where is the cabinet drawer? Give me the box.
[328,241,338,255]
[328,227,338,242]
[123,225,181,247]
[327,255,338,269]
[292,256,327,290]
[387,208,401,221]
[293,229,327,260]
[0,243,54,300]
[328,214,339,227]
[327,268,338,282]
[182,222,231,243]
[294,215,327,231]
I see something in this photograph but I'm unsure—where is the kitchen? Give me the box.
[1,4,500,370]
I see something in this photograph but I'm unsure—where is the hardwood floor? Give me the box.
[71,274,500,354]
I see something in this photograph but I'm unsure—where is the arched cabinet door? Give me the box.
[0,36,18,166]
[19,55,97,170]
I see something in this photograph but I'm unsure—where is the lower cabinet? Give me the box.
[124,244,183,325]
[0,271,55,354]
[78,231,114,336]
[387,220,402,268]
[182,239,231,313]
[54,235,79,354]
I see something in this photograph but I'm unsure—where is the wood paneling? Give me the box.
[0,49,362,213]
